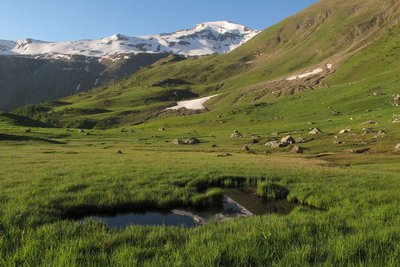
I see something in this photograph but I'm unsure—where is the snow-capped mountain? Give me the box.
[0,21,259,59]
[0,21,259,111]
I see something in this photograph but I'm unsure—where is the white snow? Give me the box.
[0,21,259,60]
[75,84,81,92]
[166,94,219,111]
[286,64,333,81]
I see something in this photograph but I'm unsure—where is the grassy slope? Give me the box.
[18,0,400,132]
[1,0,400,265]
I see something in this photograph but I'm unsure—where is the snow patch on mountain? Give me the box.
[166,94,220,110]
[286,64,333,81]
[0,21,259,59]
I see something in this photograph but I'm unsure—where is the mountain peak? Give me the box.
[194,21,252,33]
[0,21,259,59]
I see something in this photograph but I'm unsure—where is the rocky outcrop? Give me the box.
[0,53,169,111]
[395,144,400,153]
[231,130,243,138]
[172,137,200,145]
[291,145,304,153]
[281,135,296,144]
[309,128,322,135]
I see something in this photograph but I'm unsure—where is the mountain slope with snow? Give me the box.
[0,21,259,59]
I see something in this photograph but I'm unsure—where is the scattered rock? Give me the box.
[265,141,287,148]
[281,135,296,144]
[332,110,340,116]
[392,118,400,124]
[211,144,217,148]
[183,137,200,145]
[362,120,378,125]
[25,128,31,133]
[393,94,400,106]
[363,128,375,134]
[395,144,400,153]
[309,128,322,135]
[242,145,251,151]
[375,130,386,138]
[350,147,371,154]
[158,127,165,131]
[291,145,304,153]
[333,140,344,145]
[84,132,90,136]
[79,129,85,133]
[339,128,352,134]
[373,91,384,96]
[265,141,279,148]
[120,128,127,133]
[230,130,243,138]
[117,150,123,154]
[173,138,201,145]
[217,152,232,157]
[172,139,183,145]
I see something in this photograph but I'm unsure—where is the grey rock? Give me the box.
[362,120,378,125]
[291,145,304,153]
[395,144,400,152]
[172,139,182,145]
[281,135,296,144]
[230,130,243,138]
[217,152,232,157]
[393,94,400,106]
[183,137,200,145]
[309,128,322,135]
[339,128,352,134]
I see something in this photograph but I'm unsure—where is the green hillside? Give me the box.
[1,0,400,265]
[17,0,400,133]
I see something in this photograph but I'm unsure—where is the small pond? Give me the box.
[78,188,297,229]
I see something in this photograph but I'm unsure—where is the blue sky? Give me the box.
[0,0,318,41]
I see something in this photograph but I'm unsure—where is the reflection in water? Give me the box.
[79,187,297,229]
[225,188,297,215]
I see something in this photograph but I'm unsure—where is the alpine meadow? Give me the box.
[0,0,399,266]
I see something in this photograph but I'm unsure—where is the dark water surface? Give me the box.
[224,188,297,215]
[80,188,296,228]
